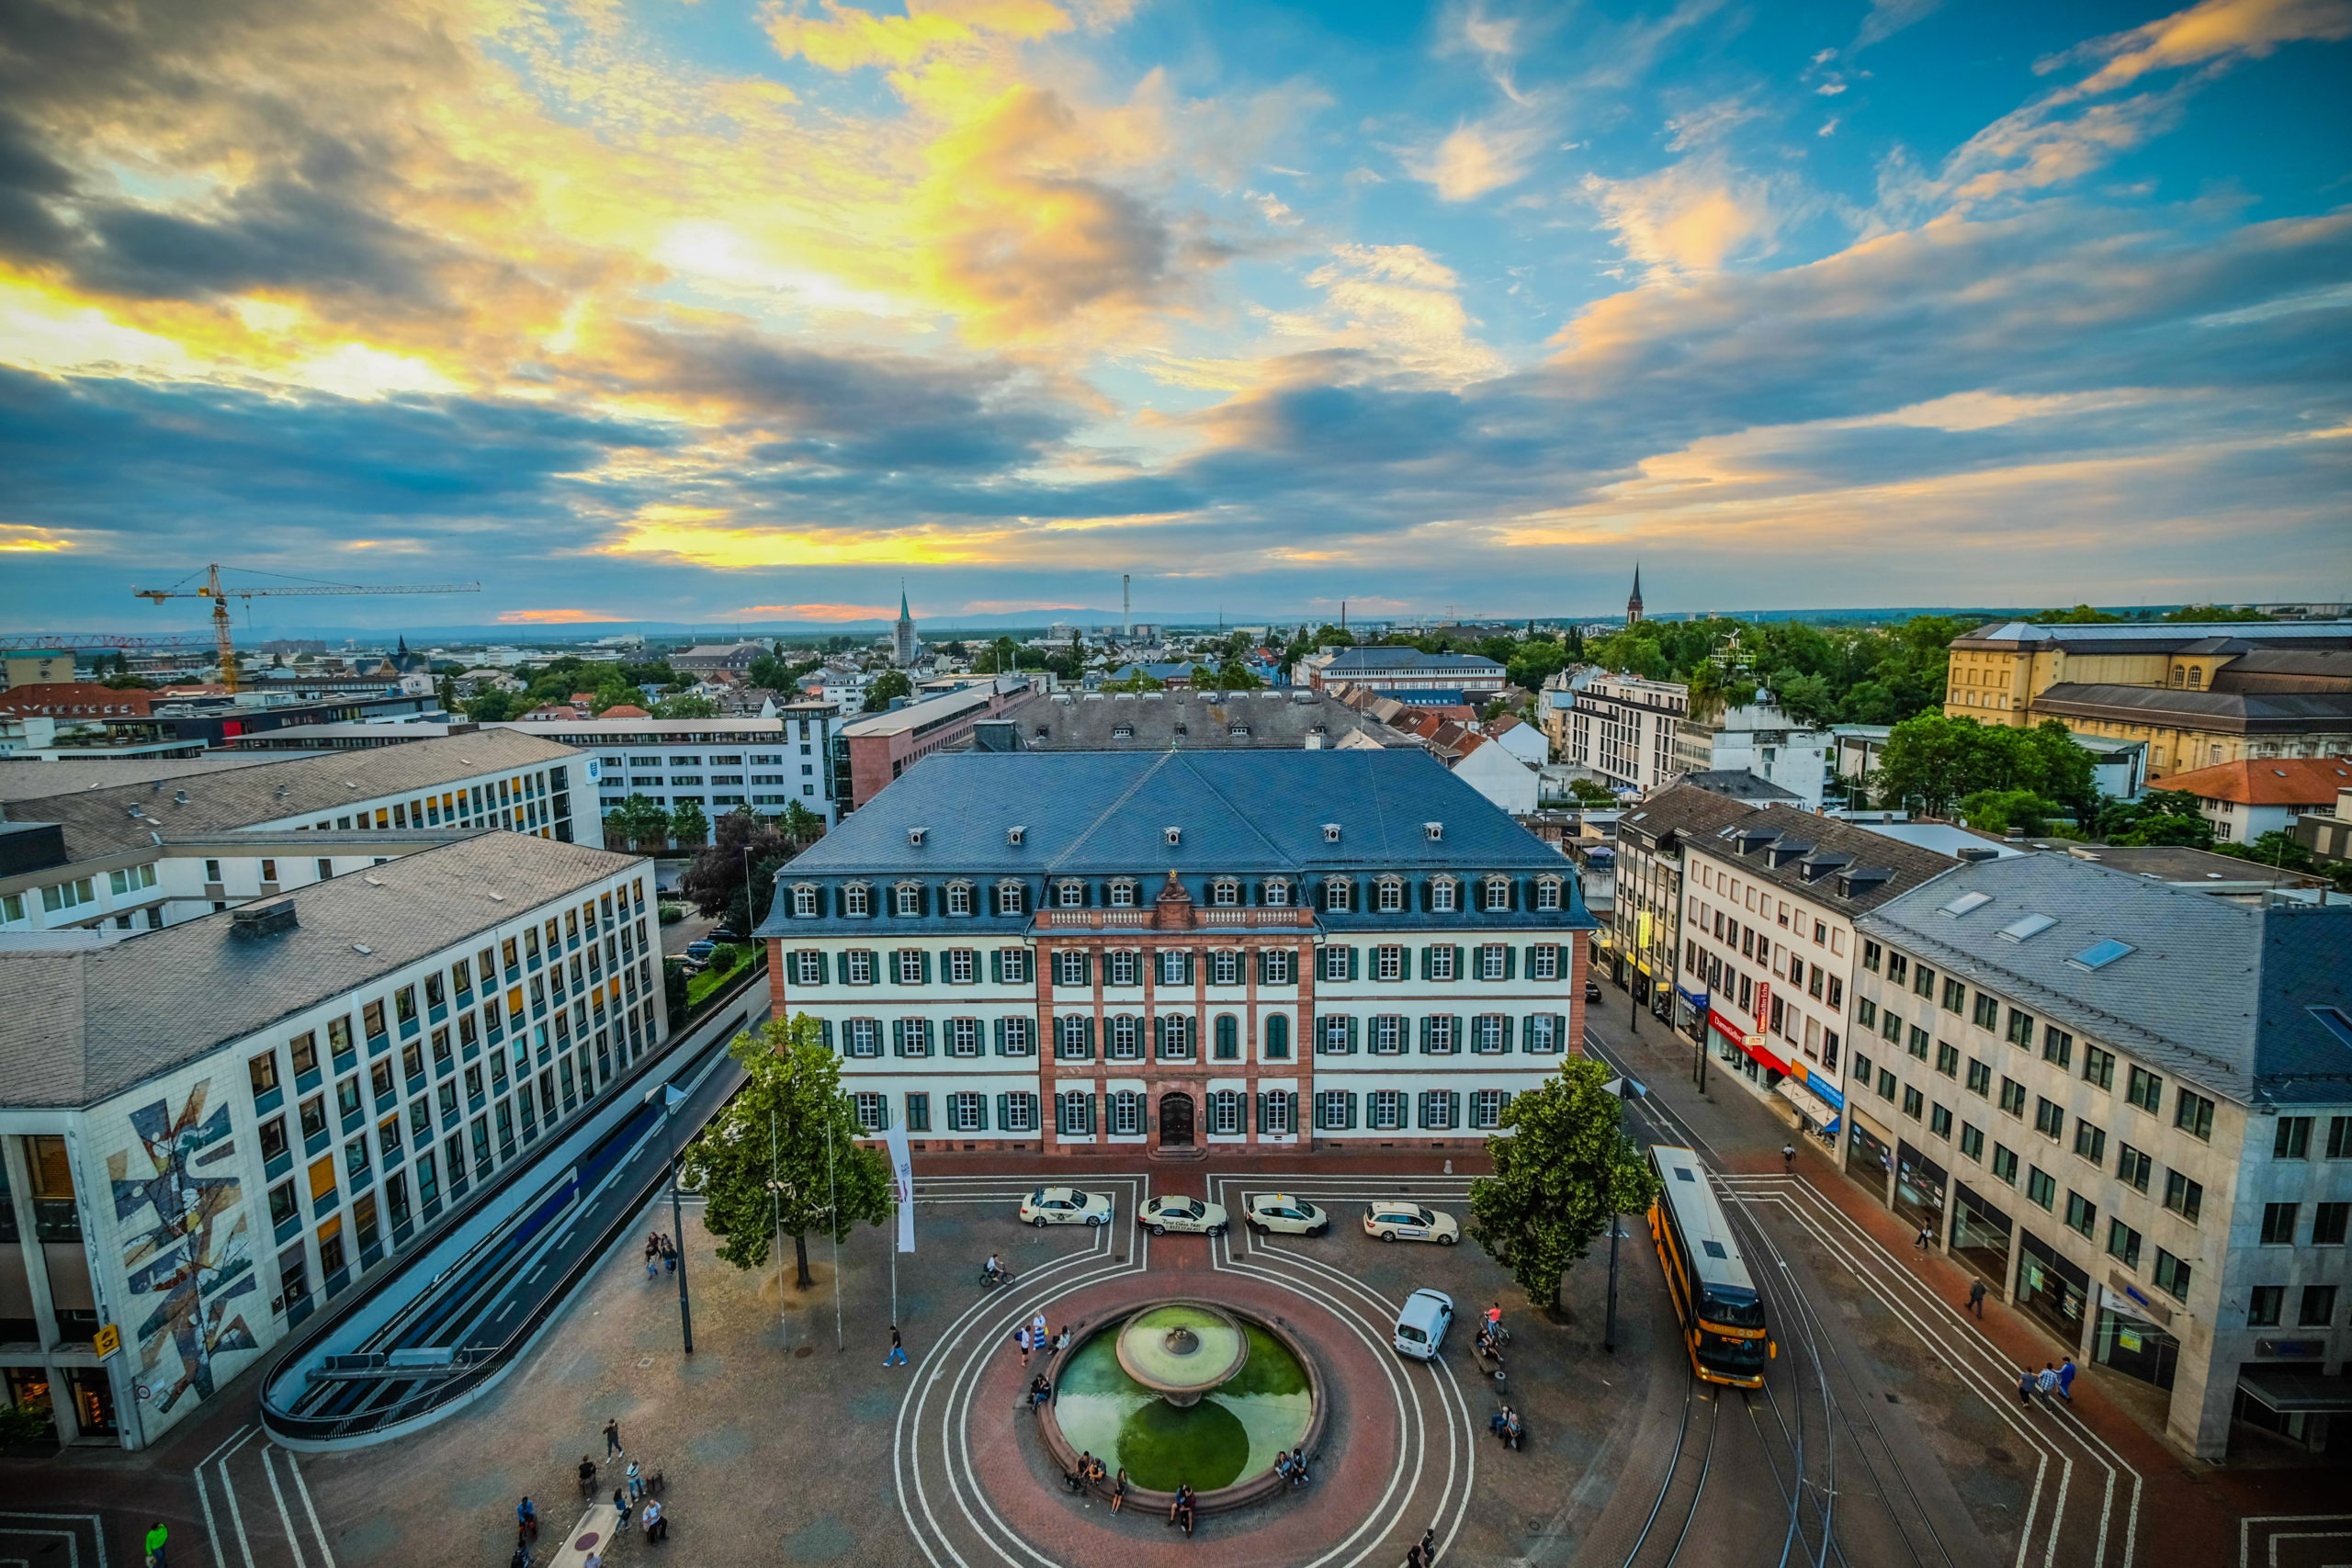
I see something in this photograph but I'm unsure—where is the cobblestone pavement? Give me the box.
[21,1014,2346,1568]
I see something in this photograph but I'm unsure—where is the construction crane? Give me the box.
[133,564,481,695]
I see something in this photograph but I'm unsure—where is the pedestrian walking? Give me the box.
[626,1460,643,1501]
[1421,1526,1436,1563]
[662,1235,677,1275]
[510,1541,530,1568]
[614,1486,632,1528]
[2036,1363,2058,1405]
[604,1417,623,1459]
[1915,1224,1932,1255]
[886,1324,908,1366]
[2018,1369,2035,1406]
[2058,1359,2077,1403]
[1018,1325,1033,1368]
[144,1521,168,1568]
[1967,1279,1986,1318]
[1782,1143,1796,1172]
[1407,1543,1425,1568]
[645,1237,660,1280]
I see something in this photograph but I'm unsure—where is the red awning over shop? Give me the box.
[1708,1009,1790,1075]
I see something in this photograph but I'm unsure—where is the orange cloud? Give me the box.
[496,608,627,624]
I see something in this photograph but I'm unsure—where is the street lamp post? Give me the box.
[649,1082,694,1354]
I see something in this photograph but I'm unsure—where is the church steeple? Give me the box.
[894,581,918,665]
[1626,564,1645,626]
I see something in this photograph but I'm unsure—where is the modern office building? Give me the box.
[1849,854,2351,1460]
[0,835,661,1450]
[757,750,1594,1155]
[831,679,1035,813]
[1306,647,1508,697]
[493,705,842,843]
[0,731,587,936]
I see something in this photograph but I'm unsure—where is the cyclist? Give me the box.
[983,1253,1008,1284]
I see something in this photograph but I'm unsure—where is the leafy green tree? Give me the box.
[1504,636,1568,694]
[464,688,523,722]
[1466,1058,1660,1318]
[2163,604,2269,623]
[682,1016,894,1288]
[668,800,710,847]
[2098,789,2214,848]
[862,671,914,712]
[2030,604,2128,625]
[680,808,801,931]
[1198,660,1266,692]
[1099,669,1167,693]
[1960,788,2061,837]
[604,793,669,851]
[779,800,826,842]
[662,957,690,1029]
[1566,778,1620,807]
[652,694,720,719]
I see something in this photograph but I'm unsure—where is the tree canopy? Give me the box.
[681,1016,894,1288]
[667,800,710,847]
[2096,789,2213,848]
[679,808,804,931]
[602,793,670,851]
[1872,715,2096,819]
[652,694,719,719]
[861,671,914,712]
[1466,1058,1659,1317]
[458,653,678,719]
[1579,614,1966,727]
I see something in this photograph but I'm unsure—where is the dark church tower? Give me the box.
[1626,565,1645,626]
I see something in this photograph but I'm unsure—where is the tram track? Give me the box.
[1618,1369,1722,1568]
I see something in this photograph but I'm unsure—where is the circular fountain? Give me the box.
[1047,1300,1318,1502]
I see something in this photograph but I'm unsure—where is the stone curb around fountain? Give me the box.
[1034,1295,1330,1517]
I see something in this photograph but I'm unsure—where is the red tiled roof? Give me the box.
[599,704,652,718]
[2158,756,2352,804]
[0,682,154,716]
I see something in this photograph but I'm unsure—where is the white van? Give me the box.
[1393,1288,1454,1361]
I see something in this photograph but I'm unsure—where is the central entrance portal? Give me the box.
[1159,1091,1195,1147]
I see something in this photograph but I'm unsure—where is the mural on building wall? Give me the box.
[107,1080,258,1419]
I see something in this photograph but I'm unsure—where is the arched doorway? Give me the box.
[1159,1091,1195,1147]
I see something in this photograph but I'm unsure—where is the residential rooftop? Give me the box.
[1617,782,1959,915]
[0,754,294,803]
[2148,756,2352,804]
[1951,622,2352,653]
[0,833,641,1109]
[2030,683,2352,736]
[1006,688,1412,751]
[1856,852,2352,1107]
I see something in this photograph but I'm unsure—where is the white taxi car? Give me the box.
[1139,1194,1228,1236]
[1244,1193,1330,1235]
[1363,1202,1460,1246]
[1018,1187,1114,1227]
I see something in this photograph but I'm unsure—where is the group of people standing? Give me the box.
[530,1420,671,1564]
[643,1232,678,1279]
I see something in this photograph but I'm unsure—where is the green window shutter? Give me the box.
[920,950,933,985]
[1153,1015,1166,1054]
[820,1019,834,1053]
[1347,945,1359,981]
[992,1018,1005,1055]
[1347,1015,1359,1054]
[1085,1016,1098,1056]
[1523,943,1537,977]
[892,1019,906,1056]
[1091,1093,1102,1134]
[1257,949,1270,985]
[1453,945,1465,978]
[1500,1016,1513,1053]
[923,1019,935,1055]
[993,1093,1008,1131]
[1453,1015,1464,1051]
[1419,944,1432,979]
[817,951,831,984]
[1419,1015,1431,1054]
[1081,953,1093,987]
[1182,952,1194,985]
[1255,1091,1270,1133]
[1504,945,1517,981]
[990,948,1002,984]
[1450,1090,1462,1128]
[1556,1012,1568,1051]
[1346,1092,1358,1130]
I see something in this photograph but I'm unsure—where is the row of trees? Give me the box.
[1869,714,2097,821]
[686,1014,1660,1317]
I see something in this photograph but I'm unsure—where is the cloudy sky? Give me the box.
[2,0,2347,633]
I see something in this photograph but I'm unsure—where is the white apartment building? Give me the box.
[0,732,587,937]
[1850,855,2351,1461]
[0,835,662,1449]
[492,703,841,844]
[1567,675,1687,792]
[756,750,1595,1154]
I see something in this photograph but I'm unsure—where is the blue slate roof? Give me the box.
[757,750,1592,935]
[1856,853,2352,1107]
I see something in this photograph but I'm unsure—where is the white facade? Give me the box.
[495,708,841,844]
[1568,675,1688,792]
[0,852,662,1449]
[1682,704,1831,809]
[1452,740,1540,814]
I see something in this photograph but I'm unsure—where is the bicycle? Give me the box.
[978,1264,1018,1289]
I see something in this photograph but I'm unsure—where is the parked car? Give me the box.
[1393,1288,1454,1361]
[708,926,745,942]
[1019,1187,1114,1227]
[1363,1203,1459,1246]
[1584,979,1601,1002]
[1244,1193,1329,1235]
[684,939,718,964]
[1139,1194,1228,1236]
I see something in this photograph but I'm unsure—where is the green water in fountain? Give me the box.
[1053,1317,1312,1493]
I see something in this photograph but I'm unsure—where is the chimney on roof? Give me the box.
[232,900,299,940]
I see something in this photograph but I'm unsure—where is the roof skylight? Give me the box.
[1939,891,1993,917]
[1998,913,2057,942]
[2067,939,2136,972]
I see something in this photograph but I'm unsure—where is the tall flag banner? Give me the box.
[883,1119,916,1253]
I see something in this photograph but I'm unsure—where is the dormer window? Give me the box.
[1057,880,1086,908]
[1483,876,1512,911]
[792,884,820,918]
[1165,827,1182,846]
[1430,878,1458,913]
[1324,878,1352,912]
[893,883,923,917]
[1212,880,1238,907]
[1376,877,1405,912]
[842,883,872,918]
[907,827,926,846]
[1534,876,1563,912]
[1109,880,1137,908]
[1423,821,1443,841]
[1264,879,1291,908]
[1113,724,1134,739]
[995,881,1026,916]
[1007,826,1026,845]
[1322,824,1342,842]
[945,882,974,916]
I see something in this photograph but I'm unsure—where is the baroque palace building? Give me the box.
[756,749,1596,1156]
